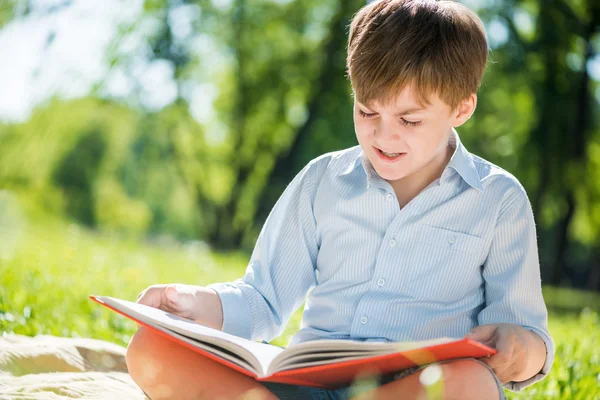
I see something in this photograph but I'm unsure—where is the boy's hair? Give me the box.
[346,0,488,110]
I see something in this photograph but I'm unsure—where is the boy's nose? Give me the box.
[374,123,402,141]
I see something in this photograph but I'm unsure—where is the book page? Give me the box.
[268,337,457,374]
[134,314,257,372]
[94,296,283,376]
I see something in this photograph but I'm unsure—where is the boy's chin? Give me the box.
[373,166,409,182]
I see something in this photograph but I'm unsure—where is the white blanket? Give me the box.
[0,334,146,400]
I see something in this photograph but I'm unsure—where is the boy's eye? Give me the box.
[401,118,422,127]
[358,110,377,118]
[359,110,422,127]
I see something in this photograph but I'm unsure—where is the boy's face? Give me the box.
[353,86,475,184]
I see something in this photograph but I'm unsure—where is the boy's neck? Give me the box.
[388,143,454,209]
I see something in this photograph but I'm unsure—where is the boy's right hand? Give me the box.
[136,284,223,330]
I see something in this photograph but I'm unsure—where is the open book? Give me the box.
[91,295,495,389]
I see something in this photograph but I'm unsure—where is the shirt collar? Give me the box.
[338,129,483,191]
[339,149,364,176]
[444,128,483,191]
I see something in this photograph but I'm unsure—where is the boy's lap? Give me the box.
[259,358,506,400]
[128,329,505,399]
[258,382,343,400]
[258,366,423,400]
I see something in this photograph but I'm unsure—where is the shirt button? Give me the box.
[360,316,368,324]
[389,239,397,247]
[386,193,394,202]
[449,235,456,244]
[377,278,385,287]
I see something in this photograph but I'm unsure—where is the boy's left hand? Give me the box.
[464,323,529,383]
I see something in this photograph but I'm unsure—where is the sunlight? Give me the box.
[419,364,445,400]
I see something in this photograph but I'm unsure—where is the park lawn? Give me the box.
[0,215,598,399]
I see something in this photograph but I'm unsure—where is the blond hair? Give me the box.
[346,0,488,109]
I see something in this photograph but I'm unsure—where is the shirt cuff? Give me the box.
[206,282,253,340]
[503,326,554,392]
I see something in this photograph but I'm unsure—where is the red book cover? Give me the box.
[91,295,496,389]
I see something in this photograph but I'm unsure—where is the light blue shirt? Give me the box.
[208,129,554,391]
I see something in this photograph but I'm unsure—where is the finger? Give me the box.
[166,285,204,320]
[468,334,497,351]
[478,357,507,386]
[495,330,515,361]
[172,285,198,310]
[136,287,147,301]
[466,324,497,342]
[494,342,527,383]
[164,285,180,304]
[136,284,199,319]
[494,363,517,384]
[465,332,491,344]
[163,285,192,312]
[137,285,164,308]
[477,355,492,368]
[478,338,496,348]
[485,345,513,371]
[485,351,505,370]
[504,370,521,384]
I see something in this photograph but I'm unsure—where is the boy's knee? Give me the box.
[126,327,148,368]
[126,328,186,399]
[438,359,501,400]
[126,327,164,386]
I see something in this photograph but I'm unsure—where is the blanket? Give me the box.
[0,334,146,399]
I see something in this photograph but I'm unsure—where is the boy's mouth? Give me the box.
[374,146,406,161]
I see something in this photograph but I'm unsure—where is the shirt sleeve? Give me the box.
[477,183,555,392]
[207,162,319,342]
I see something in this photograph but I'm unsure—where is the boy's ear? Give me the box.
[452,94,477,127]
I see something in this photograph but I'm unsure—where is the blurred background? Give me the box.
[0,0,599,398]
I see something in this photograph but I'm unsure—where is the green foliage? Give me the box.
[0,98,200,239]
[0,1,19,30]
[510,309,600,400]
[0,0,598,278]
[1,0,370,250]
[95,178,153,236]
[53,128,108,225]
[0,195,243,345]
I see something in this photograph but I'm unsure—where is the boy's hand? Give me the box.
[465,323,530,383]
[136,284,223,329]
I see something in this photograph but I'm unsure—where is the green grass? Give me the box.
[0,199,598,399]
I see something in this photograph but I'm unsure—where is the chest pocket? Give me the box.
[403,224,485,302]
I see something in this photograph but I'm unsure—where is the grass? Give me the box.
[0,195,599,399]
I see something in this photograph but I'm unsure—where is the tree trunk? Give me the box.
[551,193,575,285]
[588,251,600,291]
[550,1,599,285]
[208,0,248,249]
[528,0,570,276]
[254,0,355,226]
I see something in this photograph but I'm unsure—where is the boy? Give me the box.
[126,1,554,399]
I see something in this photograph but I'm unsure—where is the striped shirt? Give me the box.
[208,129,554,391]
